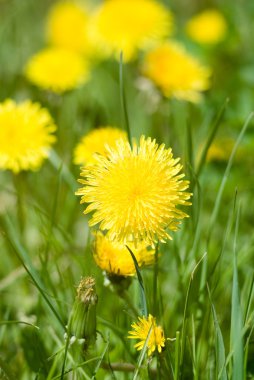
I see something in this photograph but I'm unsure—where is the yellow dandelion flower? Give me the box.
[25,48,89,93]
[206,137,235,162]
[128,314,165,356]
[93,232,155,276]
[142,41,211,102]
[76,136,191,246]
[73,127,127,166]
[90,0,173,61]
[0,99,56,173]
[46,1,94,55]
[186,9,227,45]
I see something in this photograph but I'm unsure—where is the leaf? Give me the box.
[126,245,147,317]
[230,205,244,380]
[207,285,227,380]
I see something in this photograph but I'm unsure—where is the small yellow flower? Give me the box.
[0,99,56,173]
[93,232,155,276]
[128,314,165,356]
[46,1,94,56]
[73,127,127,166]
[142,41,211,102]
[76,136,191,246]
[90,0,173,60]
[206,137,235,162]
[186,9,227,45]
[25,47,89,93]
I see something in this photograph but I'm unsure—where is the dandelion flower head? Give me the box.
[25,47,89,93]
[0,99,56,173]
[90,0,173,60]
[76,136,191,246]
[93,232,155,277]
[142,41,211,102]
[128,314,165,356]
[46,1,94,55]
[73,127,127,166]
[186,9,227,44]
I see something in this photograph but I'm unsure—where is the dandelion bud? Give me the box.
[68,276,98,355]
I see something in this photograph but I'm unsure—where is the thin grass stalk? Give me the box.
[133,324,153,380]
[174,331,181,380]
[180,253,207,378]
[126,245,148,317]
[230,203,244,380]
[119,51,132,147]
[152,243,159,315]
[207,112,253,248]
[196,98,229,178]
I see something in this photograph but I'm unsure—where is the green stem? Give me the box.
[126,245,147,317]
[152,243,159,315]
[174,331,181,380]
[13,172,26,239]
[119,51,132,147]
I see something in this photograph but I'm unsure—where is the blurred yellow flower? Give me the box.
[73,127,127,166]
[90,0,173,60]
[93,232,155,276]
[142,41,211,102]
[206,138,235,162]
[0,100,56,173]
[76,136,191,246]
[128,314,165,356]
[186,9,227,44]
[46,1,94,55]
[25,48,89,93]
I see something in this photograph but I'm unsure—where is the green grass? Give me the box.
[1,0,254,379]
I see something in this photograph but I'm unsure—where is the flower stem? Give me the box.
[13,172,26,240]
[119,51,132,147]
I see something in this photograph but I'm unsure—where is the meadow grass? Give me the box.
[1,0,254,379]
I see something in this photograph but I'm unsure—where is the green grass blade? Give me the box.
[133,324,153,380]
[2,215,66,331]
[231,205,244,380]
[174,331,181,380]
[196,98,229,178]
[207,285,227,380]
[243,272,254,325]
[0,320,39,329]
[152,243,159,315]
[119,51,132,146]
[180,252,207,374]
[49,150,77,193]
[207,112,254,247]
[126,245,148,317]
[91,338,110,379]
[0,356,16,380]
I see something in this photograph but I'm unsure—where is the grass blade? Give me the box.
[126,245,147,317]
[230,205,244,380]
[207,285,227,380]
[2,215,66,331]
[133,324,153,380]
[207,112,254,247]
[180,252,207,376]
[196,98,229,178]
[174,331,181,380]
[119,51,132,146]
